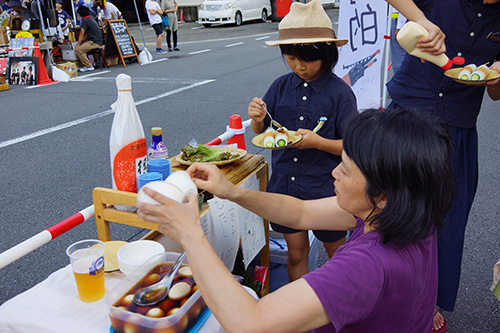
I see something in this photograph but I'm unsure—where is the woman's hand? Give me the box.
[187,163,236,200]
[137,190,202,245]
[415,18,446,55]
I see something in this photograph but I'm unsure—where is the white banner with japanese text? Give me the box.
[335,0,388,110]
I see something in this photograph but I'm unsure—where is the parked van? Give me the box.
[198,0,272,27]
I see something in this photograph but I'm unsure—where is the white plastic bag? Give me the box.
[109,74,147,195]
[51,65,70,82]
[139,48,153,64]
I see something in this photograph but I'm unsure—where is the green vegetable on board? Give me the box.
[180,144,239,163]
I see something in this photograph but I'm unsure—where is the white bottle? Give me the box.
[396,21,464,70]
[109,74,147,195]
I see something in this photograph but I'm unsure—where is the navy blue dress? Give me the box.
[263,71,357,242]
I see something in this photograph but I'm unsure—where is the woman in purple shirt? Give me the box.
[137,107,455,332]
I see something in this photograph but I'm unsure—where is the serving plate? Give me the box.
[175,147,247,166]
[104,241,127,272]
[252,130,303,150]
[445,67,500,86]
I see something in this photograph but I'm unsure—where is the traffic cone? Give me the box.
[227,114,246,150]
[179,9,184,22]
[34,42,57,85]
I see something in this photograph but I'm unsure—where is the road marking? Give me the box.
[225,42,244,47]
[24,81,60,89]
[72,70,111,79]
[142,58,168,65]
[255,36,270,40]
[179,31,277,45]
[0,79,216,149]
[70,76,209,85]
[188,49,211,55]
[191,26,203,30]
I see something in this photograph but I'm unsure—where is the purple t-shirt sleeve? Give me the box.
[303,244,384,332]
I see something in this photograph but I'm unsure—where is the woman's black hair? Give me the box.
[342,108,455,246]
[77,5,90,17]
[279,42,339,79]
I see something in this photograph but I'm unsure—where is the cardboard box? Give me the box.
[0,83,9,91]
[62,49,78,61]
[56,62,78,78]
[59,42,77,50]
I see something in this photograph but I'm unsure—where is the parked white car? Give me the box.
[198,0,272,27]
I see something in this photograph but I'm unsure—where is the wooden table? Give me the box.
[93,153,270,294]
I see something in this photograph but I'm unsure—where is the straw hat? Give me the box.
[266,0,348,47]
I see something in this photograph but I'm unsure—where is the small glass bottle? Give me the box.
[148,127,169,160]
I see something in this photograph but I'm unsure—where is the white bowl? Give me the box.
[136,181,185,206]
[117,240,165,275]
[165,170,198,196]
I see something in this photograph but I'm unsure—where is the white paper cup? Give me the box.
[165,171,198,196]
[137,181,185,205]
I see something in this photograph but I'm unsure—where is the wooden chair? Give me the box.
[93,154,271,294]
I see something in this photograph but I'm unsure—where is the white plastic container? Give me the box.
[107,252,207,333]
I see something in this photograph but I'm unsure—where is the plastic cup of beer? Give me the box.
[66,239,106,303]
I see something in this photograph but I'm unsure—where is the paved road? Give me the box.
[0,14,283,306]
[1,8,500,332]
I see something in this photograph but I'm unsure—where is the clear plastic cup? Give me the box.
[66,239,106,303]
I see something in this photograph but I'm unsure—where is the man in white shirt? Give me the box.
[97,0,121,25]
[145,0,166,54]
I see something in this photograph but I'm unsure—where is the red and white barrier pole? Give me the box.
[0,205,95,270]
[206,117,251,148]
[5,45,40,52]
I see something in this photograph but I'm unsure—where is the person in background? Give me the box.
[1,0,14,14]
[8,0,35,20]
[73,0,84,25]
[160,0,179,52]
[247,0,357,283]
[389,7,407,73]
[145,0,166,54]
[137,107,455,332]
[385,0,500,331]
[83,0,100,18]
[75,5,102,72]
[100,0,121,25]
[55,0,70,39]
[20,66,27,85]
[27,66,34,85]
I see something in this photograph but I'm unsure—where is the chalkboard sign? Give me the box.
[105,19,139,67]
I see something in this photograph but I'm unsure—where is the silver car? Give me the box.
[198,0,272,27]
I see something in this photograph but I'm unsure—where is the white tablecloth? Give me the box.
[0,264,255,332]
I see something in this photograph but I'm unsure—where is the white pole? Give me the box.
[132,0,147,48]
[381,5,392,109]
[0,231,52,270]
[71,0,77,26]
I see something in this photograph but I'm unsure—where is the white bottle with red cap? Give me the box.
[396,21,464,70]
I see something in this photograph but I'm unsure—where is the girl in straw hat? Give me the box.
[248,0,357,283]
